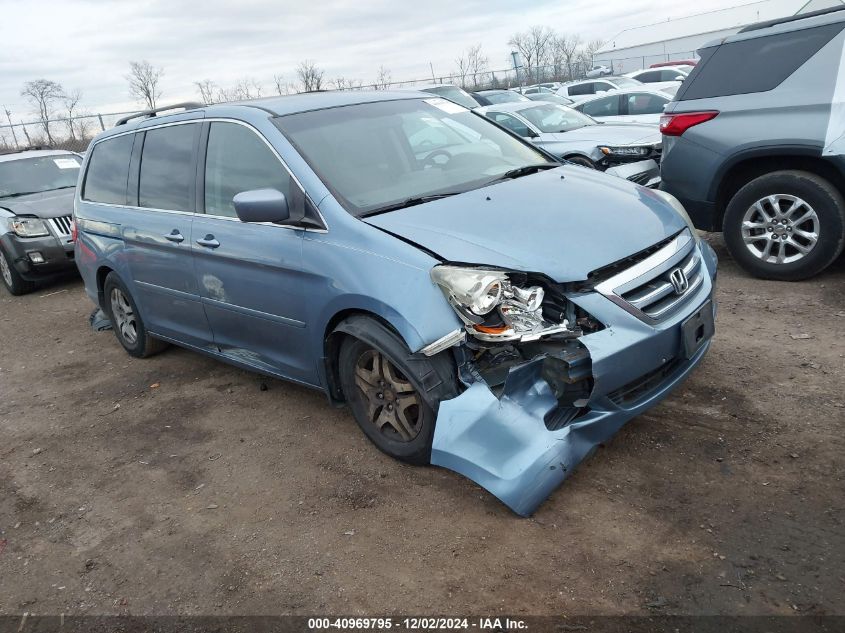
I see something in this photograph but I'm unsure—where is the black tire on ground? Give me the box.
[565,155,596,169]
[0,246,36,296]
[102,271,168,358]
[722,170,845,281]
[338,326,444,465]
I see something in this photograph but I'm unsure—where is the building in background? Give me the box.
[595,0,844,73]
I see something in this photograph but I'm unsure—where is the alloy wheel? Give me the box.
[741,194,819,264]
[110,287,138,345]
[353,348,422,442]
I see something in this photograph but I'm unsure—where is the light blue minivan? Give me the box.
[74,91,717,515]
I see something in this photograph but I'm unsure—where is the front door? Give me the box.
[192,121,310,381]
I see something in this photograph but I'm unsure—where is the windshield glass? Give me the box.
[612,77,641,88]
[0,154,81,198]
[274,98,550,216]
[517,104,594,133]
[484,91,528,104]
[422,86,479,110]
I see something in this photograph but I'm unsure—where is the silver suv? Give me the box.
[660,7,845,280]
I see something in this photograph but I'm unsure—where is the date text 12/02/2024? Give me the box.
[307,617,528,630]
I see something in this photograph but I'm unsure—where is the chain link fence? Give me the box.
[0,61,603,154]
[595,51,699,75]
[0,111,134,154]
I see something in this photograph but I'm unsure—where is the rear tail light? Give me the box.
[660,111,719,136]
[70,218,78,242]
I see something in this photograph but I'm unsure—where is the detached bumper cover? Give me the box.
[431,241,718,516]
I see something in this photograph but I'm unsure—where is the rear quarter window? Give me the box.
[679,22,844,100]
[82,134,134,205]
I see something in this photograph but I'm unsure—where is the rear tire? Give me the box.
[723,170,845,280]
[103,272,168,358]
[0,246,36,296]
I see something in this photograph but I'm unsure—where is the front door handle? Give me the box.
[196,234,220,248]
[164,230,185,243]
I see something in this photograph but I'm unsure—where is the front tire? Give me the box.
[723,170,845,280]
[0,246,36,296]
[103,272,167,358]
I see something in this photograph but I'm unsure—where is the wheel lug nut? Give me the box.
[377,392,383,399]
[767,227,773,231]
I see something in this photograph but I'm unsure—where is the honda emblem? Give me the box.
[669,268,689,295]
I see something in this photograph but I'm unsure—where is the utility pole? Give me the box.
[429,62,436,84]
[3,106,19,149]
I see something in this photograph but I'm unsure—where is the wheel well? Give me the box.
[322,309,404,405]
[95,265,114,308]
[716,155,845,227]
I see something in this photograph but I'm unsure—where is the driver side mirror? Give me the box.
[233,188,290,224]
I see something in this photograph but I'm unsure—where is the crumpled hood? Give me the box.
[539,123,660,146]
[0,188,75,219]
[365,165,686,282]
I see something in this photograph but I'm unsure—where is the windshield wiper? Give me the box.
[361,192,463,217]
[0,185,75,199]
[485,162,560,185]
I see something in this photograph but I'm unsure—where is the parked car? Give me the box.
[413,84,479,109]
[624,67,688,93]
[471,89,531,106]
[476,101,662,170]
[557,76,643,101]
[513,86,557,96]
[660,6,845,280]
[650,60,697,68]
[75,93,715,516]
[525,93,575,106]
[0,149,81,295]
[572,87,674,125]
[585,64,613,78]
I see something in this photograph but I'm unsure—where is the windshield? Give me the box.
[517,104,594,133]
[422,86,479,110]
[274,98,551,216]
[612,77,641,88]
[526,94,572,105]
[0,154,81,198]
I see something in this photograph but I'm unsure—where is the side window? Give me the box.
[488,112,533,137]
[594,82,613,93]
[626,93,670,115]
[581,95,620,117]
[138,124,198,212]
[637,71,660,83]
[662,70,683,81]
[204,122,291,218]
[567,83,593,96]
[680,22,844,100]
[82,135,134,204]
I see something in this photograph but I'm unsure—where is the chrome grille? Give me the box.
[594,230,701,323]
[49,216,73,241]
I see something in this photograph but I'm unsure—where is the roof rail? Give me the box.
[115,102,204,127]
[739,5,845,33]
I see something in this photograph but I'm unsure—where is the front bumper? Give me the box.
[0,231,76,280]
[431,240,718,516]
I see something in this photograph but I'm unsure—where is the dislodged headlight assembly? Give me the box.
[599,145,651,157]
[431,265,572,343]
[11,217,50,238]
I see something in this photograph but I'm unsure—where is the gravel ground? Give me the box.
[1,235,843,616]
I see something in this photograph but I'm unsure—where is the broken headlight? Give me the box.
[11,217,50,238]
[430,265,572,343]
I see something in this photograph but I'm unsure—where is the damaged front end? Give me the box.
[423,235,717,516]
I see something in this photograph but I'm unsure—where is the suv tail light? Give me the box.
[70,218,78,242]
[660,111,719,136]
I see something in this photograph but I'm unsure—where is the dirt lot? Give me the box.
[1,234,843,617]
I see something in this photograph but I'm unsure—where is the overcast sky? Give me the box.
[1,0,741,119]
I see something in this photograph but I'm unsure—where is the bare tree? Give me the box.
[454,53,470,89]
[195,79,217,104]
[127,60,164,109]
[296,60,325,92]
[63,88,83,141]
[509,26,554,83]
[20,79,65,145]
[466,44,489,88]
[272,74,291,96]
[374,65,392,90]
[578,39,605,77]
[553,34,581,81]
[215,78,263,103]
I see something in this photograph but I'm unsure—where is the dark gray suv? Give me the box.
[660,7,845,280]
